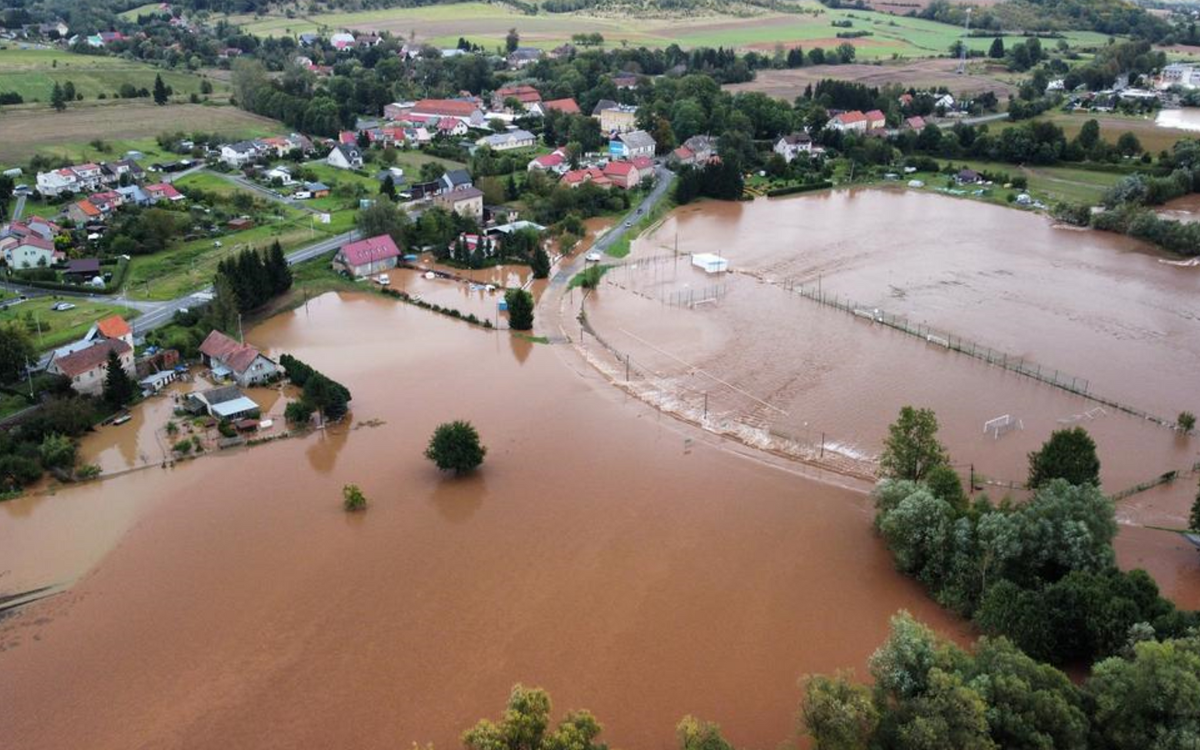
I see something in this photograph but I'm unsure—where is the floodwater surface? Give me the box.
[0,292,969,750]
[1156,107,1200,132]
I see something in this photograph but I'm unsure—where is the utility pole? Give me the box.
[238,312,244,343]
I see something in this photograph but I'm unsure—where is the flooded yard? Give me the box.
[0,292,969,750]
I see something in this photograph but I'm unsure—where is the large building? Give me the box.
[198,330,279,387]
[475,129,537,151]
[596,104,638,134]
[609,130,656,160]
[333,234,401,278]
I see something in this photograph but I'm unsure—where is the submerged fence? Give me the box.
[779,279,1182,433]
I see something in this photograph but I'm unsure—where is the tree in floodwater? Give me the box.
[463,684,607,750]
[505,288,534,331]
[102,350,134,409]
[1191,478,1200,531]
[1027,426,1099,489]
[425,420,486,475]
[530,247,550,279]
[800,672,879,750]
[342,483,366,512]
[879,406,949,482]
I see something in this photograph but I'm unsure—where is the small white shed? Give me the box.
[691,253,729,274]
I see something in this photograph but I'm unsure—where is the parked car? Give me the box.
[586,252,602,262]
[51,302,76,311]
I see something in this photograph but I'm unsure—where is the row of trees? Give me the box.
[214,242,293,313]
[279,354,351,424]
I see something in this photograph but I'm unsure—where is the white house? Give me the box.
[609,130,656,160]
[475,129,537,151]
[198,330,279,387]
[221,141,262,168]
[333,234,401,278]
[47,339,135,396]
[774,132,813,162]
[327,143,364,170]
[4,236,58,268]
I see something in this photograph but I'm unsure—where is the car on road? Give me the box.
[51,302,76,312]
[586,252,602,262]
[624,220,632,228]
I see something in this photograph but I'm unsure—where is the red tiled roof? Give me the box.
[864,109,885,122]
[96,315,131,340]
[339,234,401,268]
[74,200,101,217]
[603,161,635,177]
[497,85,542,104]
[532,152,565,168]
[19,235,55,251]
[542,97,580,114]
[146,183,183,200]
[54,339,130,379]
[836,111,867,124]
[631,156,653,171]
[412,99,478,117]
[906,116,926,129]
[198,330,268,374]
[672,146,694,160]
[339,131,357,144]
[436,118,460,131]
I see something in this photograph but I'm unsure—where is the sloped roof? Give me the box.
[604,161,635,178]
[618,130,656,151]
[339,234,401,268]
[542,98,580,115]
[199,330,271,374]
[96,315,131,339]
[53,339,130,378]
[412,99,478,117]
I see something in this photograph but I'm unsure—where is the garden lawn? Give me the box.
[0,296,140,352]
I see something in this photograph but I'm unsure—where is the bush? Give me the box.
[342,483,367,512]
[1178,411,1196,433]
[285,400,315,425]
[173,438,193,454]
[425,420,486,475]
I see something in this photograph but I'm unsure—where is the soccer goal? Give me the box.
[983,414,1023,439]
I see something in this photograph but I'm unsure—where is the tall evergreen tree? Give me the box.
[50,82,66,112]
[153,74,169,105]
[205,274,241,337]
[266,241,292,295]
[102,350,135,408]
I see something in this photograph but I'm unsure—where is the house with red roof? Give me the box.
[88,190,123,213]
[827,110,868,133]
[541,98,580,115]
[410,98,484,126]
[198,330,279,387]
[1,234,60,268]
[670,145,696,166]
[905,116,927,130]
[145,183,184,203]
[561,168,610,189]
[435,117,468,137]
[333,234,401,278]
[492,85,542,112]
[864,110,887,130]
[67,199,103,225]
[339,131,358,145]
[602,160,639,190]
[528,149,568,173]
[88,315,135,350]
[48,339,134,396]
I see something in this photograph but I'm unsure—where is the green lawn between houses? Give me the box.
[0,296,140,353]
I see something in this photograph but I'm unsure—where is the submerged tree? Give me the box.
[879,406,949,482]
[505,288,534,331]
[1027,426,1100,489]
[342,483,367,512]
[425,420,486,475]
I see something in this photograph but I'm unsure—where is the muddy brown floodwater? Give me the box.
[0,292,970,750]
[585,189,1200,607]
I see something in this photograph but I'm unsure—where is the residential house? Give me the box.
[36,163,106,197]
[63,258,102,283]
[774,132,813,162]
[670,145,696,166]
[186,385,261,420]
[596,104,638,134]
[220,141,262,168]
[610,130,656,160]
[435,118,468,137]
[89,315,135,349]
[528,149,568,172]
[934,93,955,111]
[542,98,580,115]
[507,47,542,69]
[957,168,981,184]
[116,185,150,206]
[409,98,485,126]
[327,143,364,170]
[681,135,717,162]
[612,73,639,90]
[827,111,868,133]
[3,235,59,268]
[332,234,401,278]
[476,129,537,151]
[101,159,144,184]
[492,85,541,112]
[561,168,610,189]
[904,116,927,130]
[434,186,485,219]
[145,183,184,203]
[67,199,103,225]
[864,110,887,130]
[439,169,473,193]
[47,339,134,396]
[198,330,279,386]
[631,155,654,178]
[602,160,639,190]
[1162,63,1197,90]
[306,182,331,198]
[898,93,914,107]
[384,101,415,120]
[265,166,295,185]
[88,190,123,213]
[330,32,355,50]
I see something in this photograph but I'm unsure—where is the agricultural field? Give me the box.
[899,158,1124,206]
[229,1,1110,58]
[0,296,140,352]
[1002,110,1196,155]
[0,47,223,105]
[0,102,283,167]
[726,57,1017,99]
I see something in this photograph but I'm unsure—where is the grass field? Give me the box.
[0,102,283,167]
[727,58,1017,100]
[0,296,140,352]
[230,1,1110,58]
[899,158,1124,206]
[0,47,223,105]
[999,111,1195,155]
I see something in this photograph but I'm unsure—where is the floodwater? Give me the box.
[0,292,970,750]
[1158,193,1200,224]
[585,189,1200,603]
[1156,107,1200,132]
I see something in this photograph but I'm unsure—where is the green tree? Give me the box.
[425,420,486,475]
[1190,478,1200,531]
[102,349,135,409]
[676,716,733,750]
[530,247,550,279]
[380,174,396,201]
[879,406,949,481]
[153,73,169,105]
[284,400,314,426]
[342,483,367,512]
[356,198,409,246]
[800,672,879,750]
[1086,634,1200,750]
[505,27,520,53]
[1178,410,1196,433]
[0,322,35,384]
[1027,427,1100,488]
[1077,119,1101,150]
[38,433,76,470]
[988,37,1005,59]
[63,80,76,101]
[265,240,292,295]
[925,463,967,511]
[505,288,534,331]
[50,81,66,111]
[1116,131,1142,156]
[205,273,241,336]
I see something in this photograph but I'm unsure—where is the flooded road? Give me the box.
[1158,193,1200,224]
[0,292,969,750]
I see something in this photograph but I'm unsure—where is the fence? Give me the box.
[665,283,726,308]
[1111,461,1200,502]
[781,280,1182,432]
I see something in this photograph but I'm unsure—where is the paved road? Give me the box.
[11,194,27,222]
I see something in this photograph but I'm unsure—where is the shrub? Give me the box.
[425,420,486,475]
[173,439,193,454]
[342,483,367,512]
[1178,411,1196,433]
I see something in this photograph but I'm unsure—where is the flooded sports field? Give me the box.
[579,189,1200,603]
[0,292,968,750]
